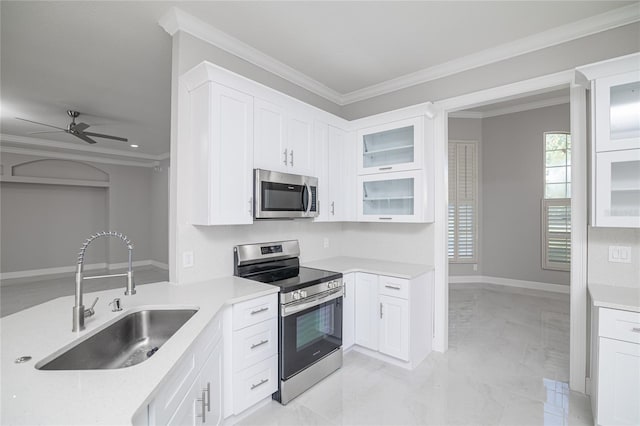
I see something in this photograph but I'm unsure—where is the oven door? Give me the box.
[280,290,343,380]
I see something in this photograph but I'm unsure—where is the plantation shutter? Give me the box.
[448,142,478,263]
[542,198,571,271]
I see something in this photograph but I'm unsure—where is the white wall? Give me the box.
[481,104,571,285]
[0,152,168,274]
[150,159,170,265]
[587,227,640,288]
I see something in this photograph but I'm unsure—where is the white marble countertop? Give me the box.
[1,277,278,425]
[304,256,433,279]
[589,283,640,313]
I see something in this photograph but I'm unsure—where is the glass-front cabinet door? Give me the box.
[595,149,640,227]
[357,171,424,222]
[595,71,640,152]
[357,117,423,175]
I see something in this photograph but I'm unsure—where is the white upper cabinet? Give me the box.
[579,54,640,228]
[357,117,424,175]
[189,81,254,226]
[254,98,314,176]
[254,98,287,173]
[595,71,640,152]
[357,170,424,222]
[328,126,357,221]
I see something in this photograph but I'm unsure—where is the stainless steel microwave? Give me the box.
[254,169,318,219]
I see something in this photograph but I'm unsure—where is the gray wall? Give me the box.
[341,23,640,119]
[481,104,570,285]
[0,152,168,273]
[177,32,341,116]
[448,118,483,276]
[150,159,170,265]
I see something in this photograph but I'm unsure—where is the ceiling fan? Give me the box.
[16,110,128,145]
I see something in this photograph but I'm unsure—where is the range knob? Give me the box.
[292,291,301,300]
[300,290,308,298]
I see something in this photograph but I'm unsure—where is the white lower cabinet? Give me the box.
[591,307,640,425]
[354,273,379,350]
[227,293,279,416]
[378,295,409,361]
[168,342,223,426]
[353,271,433,368]
[342,273,356,350]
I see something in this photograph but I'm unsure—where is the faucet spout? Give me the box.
[73,231,135,332]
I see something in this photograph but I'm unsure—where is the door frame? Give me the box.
[431,69,588,393]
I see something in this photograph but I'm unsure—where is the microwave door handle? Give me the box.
[304,183,312,215]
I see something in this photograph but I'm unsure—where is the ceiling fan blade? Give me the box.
[82,131,128,142]
[15,117,67,131]
[28,130,66,135]
[72,132,97,144]
[72,122,90,132]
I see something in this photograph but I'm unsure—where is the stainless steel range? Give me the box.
[234,240,343,405]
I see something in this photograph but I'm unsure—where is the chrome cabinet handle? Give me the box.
[632,327,640,333]
[331,201,335,216]
[248,197,253,216]
[251,378,269,390]
[379,166,392,171]
[379,302,383,319]
[196,388,207,423]
[251,339,269,349]
[379,217,392,220]
[250,306,268,315]
[290,150,294,167]
[385,285,401,290]
[204,382,210,412]
[283,148,288,165]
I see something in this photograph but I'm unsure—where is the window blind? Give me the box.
[542,198,571,271]
[448,142,478,263]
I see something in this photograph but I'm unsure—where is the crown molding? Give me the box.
[449,95,570,119]
[0,146,160,168]
[0,134,169,163]
[161,4,639,107]
[341,4,640,104]
[159,7,344,105]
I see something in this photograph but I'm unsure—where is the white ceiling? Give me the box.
[0,1,636,157]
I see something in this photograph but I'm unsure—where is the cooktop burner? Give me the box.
[246,266,342,293]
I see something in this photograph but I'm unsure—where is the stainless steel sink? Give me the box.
[37,309,198,370]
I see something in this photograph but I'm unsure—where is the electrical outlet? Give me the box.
[608,246,631,263]
[183,251,194,268]
[323,238,330,249]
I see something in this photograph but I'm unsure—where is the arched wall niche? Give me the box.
[11,159,110,182]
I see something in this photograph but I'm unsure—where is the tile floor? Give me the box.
[0,266,169,317]
[235,283,593,426]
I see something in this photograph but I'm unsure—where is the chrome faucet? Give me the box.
[72,231,135,332]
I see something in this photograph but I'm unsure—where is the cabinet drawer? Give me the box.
[600,308,640,344]
[233,318,278,372]
[233,293,277,330]
[378,276,409,299]
[233,354,278,414]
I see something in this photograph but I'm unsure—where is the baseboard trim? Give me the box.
[1,260,169,282]
[449,275,570,294]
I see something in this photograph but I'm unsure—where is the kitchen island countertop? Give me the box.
[1,277,278,425]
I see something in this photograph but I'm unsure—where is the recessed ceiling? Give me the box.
[0,1,636,157]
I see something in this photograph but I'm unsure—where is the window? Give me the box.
[543,132,571,271]
[448,141,478,263]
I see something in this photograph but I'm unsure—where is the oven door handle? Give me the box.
[281,288,343,317]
